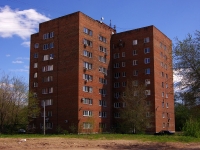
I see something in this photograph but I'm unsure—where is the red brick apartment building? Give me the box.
[29,11,174,134]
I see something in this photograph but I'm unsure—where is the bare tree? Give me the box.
[120,80,151,133]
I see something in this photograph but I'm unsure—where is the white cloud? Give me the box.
[12,60,24,64]
[16,57,29,60]
[21,41,30,47]
[6,54,10,57]
[0,5,50,39]
[10,69,29,72]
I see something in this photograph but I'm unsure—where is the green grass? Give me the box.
[0,133,200,143]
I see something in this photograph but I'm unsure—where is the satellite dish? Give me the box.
[100,17,104,23]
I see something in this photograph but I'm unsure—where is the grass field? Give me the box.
[0,133,200,143]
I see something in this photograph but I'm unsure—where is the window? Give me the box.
[144,37,150,43]
[83,111,92,117]
[43,55,49,61]
[82,98,93,105]
[45,99,53,106]
[83,50,92,58]
[34,43,39,48]
[166,83,168,88]
[99,56,106,63]
[34,63,38,68]
[133,60,138,65]
[162,82,164,88]
[133,70,138,76]
[43,76,53,82]
[166,74,168,78]
[114,82,120,88]
[114,102,121,108]
[144,48,150,53]
[49,87,53,93]
[33,82,38,87]
[161,62,164,67]
[99,100,107,107]
[114,112,120,118]
[99,78,107,84]
[122,72,126,77]
[162,101,164,108]
[99,67,107,75]
[114,63,120,68]
[162,112,165,118]
[43,44,49,50]
[83,62,92,70]
[99,35,106,43]
[133,50,137,55]
[99,89,106,95]
[34,72,37,78]
[144,58,150,64]
[34,53,38,58]
[99,123,106,129]
[123,102,126,107]
[133,80,138,86]
[161,72,164,77]
[49,42,54,49]
[146,112,150,117]
[83,27,93,36]
[49,54,54,59]
[134,91,138,96]
[83,74,93,81]
[83,122,92,129]
[42,65,53,72]
[166,94,168,98]
[99,112,107,118]
[43,54,54,61]
[113,53,120,59]
[114,72,120,78]
[166,103,169,108]
[49,32,54,38]
[145,79,150,85]
[99,46,107,53]
[133,40,137,45]
[145,90,151,95]
[160,52,163,57]
[122,92,126,97]
[122,62,125,67]
[83,86,93,93]
[145,68,150,74]
[42,87,53,94]
[122,52,125,57]
[146,101,150,106]
[114,92,120,99]
[162,92,164,97]
[83,39,93,47]
[122,82,126,87]
[43,33,49,40]
[163,123,165,128]
[33,92,37,98]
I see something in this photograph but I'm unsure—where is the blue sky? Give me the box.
[0,0,200,83]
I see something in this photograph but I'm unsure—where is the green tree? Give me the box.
[120,80,151,133]
[173,30,200,105]
[0,73,39,133]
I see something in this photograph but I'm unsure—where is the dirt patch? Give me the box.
[0,137,200,150]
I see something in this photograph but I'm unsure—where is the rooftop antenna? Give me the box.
[110,20,112,27]
[100,17,104,23]
[114,25,116,30]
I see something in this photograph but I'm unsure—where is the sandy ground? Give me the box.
[0,137,200,150]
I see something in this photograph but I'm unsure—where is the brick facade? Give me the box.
[29,11,174,134]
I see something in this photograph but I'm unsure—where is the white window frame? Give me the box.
[133,50,137,55]
[133,40,137,45]
[144,58,150,64]
[144,37,150,43]
[133,60,138,65]
[144,48,150,54]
